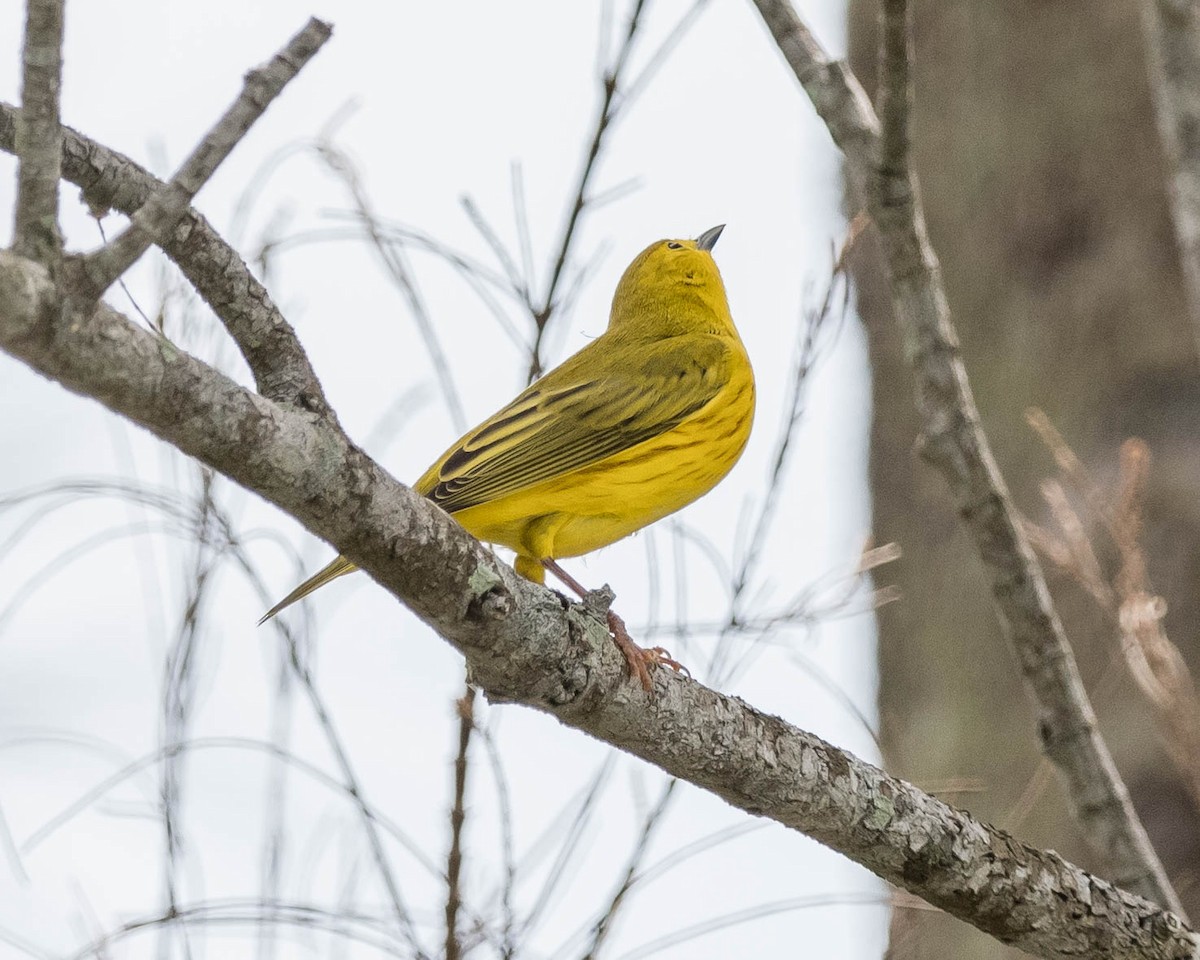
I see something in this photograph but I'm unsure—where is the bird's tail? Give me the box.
[258,555,359,625]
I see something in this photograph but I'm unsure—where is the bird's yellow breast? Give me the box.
[259,228,756,624]
[449,342,755,563]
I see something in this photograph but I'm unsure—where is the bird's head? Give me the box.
[607,225,734,338]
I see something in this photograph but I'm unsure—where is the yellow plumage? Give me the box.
[261,226,754,639]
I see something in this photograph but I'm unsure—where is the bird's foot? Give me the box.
[642,645,690,678]
[606,610,688,692]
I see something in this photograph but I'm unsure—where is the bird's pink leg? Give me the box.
[541,559,686,692]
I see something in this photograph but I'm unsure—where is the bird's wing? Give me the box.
[416,336,734,512]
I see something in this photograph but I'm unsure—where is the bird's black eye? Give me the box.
[667,241,683,250]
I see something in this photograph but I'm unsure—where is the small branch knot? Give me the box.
[465,584,512,623]
[582,584,615,622]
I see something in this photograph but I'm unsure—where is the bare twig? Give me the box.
[2,248,1197,958]
[20,737,433,872]
[69,898,410,960]
[615,892,893,960]
[158,471,220,960]
[313,132,468,431]
[528,0,648,379]
[621,0,711,105]
[731,212,865,601]
[273,629,429,957]
[520,757,617,937]
[749,0,1181,914]
[1027,423,1200,820]
[579,780,677,960]
[6,104,334,412]
[258,642,293,960]
[695,215,869,692]
[77,19,332,299]
[264,218,529,351]
[444,686,475,960]
[475,721,517,959]
[0,923,52,960]
[13,0,64,266]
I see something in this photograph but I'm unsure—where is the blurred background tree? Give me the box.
[848,1,1200,955]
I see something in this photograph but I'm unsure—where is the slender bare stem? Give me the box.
[444,686,475,960]
[13,0,64,266]
[527,0,647,380]
[0,103,333,413]
[287,652,427,957]
[313,138,467,431]
[1,251,1197,957]
[77,18,332,299]
[749,0,1182,915]
[579,780,677,960]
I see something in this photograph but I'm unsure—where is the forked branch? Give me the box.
[77,18,332,300]
[749,0,1182,915]
[0,3,1196,956]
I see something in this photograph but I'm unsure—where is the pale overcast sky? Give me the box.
[0,2,885,958]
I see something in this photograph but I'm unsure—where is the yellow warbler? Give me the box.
[262,225,755,689]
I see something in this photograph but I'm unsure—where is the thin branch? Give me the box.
[13,0,64,266]
[476,721,517,959]
[615,892,893,960]
[732,213,864,599]
[527,0,648,380]
[70,898,409,960]
[621,0,711,105]
[77,18,332,299]
[313,135,468,432]
[1,250,1197,958]
[444,686,475,960]
[159,473,218,960]
[278,633,429,957]
[462,194,528,305]
[520,756,617,936]
[19,737,434,879]
[579,780,677,960]
[0,108,332,413]
[258,638,293,960]
[511,162,536,300]
[1026,423,1200,822]
[749,0,1182,915]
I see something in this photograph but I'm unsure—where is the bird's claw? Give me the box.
[606,611,689,693]
[641,645,690,678]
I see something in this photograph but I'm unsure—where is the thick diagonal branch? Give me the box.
[0,252,1196,960]
[77,18,332,300]
[749,0,1182,914]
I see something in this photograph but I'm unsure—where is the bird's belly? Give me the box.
[451,375,754,561]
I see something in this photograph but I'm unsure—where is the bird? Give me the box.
[261,224,755,690]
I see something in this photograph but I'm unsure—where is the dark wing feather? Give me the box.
[418,336,731,513]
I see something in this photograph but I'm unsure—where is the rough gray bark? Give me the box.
[2,4,1198,958]
[12,0,64,265]
[0,224,1198,960]
[0,104,333,417]
[76,19,331,300]
[749,0,1183,916]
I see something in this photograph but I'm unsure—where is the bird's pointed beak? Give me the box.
[695,224,725,252]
